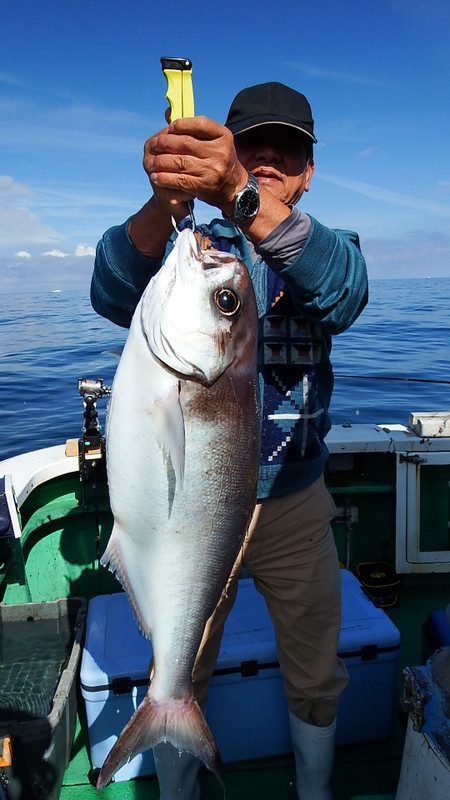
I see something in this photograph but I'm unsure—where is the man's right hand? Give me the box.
[143,125,194,222]
[143,106,195,222]
[127,121,195,258]
[146,116,248,216]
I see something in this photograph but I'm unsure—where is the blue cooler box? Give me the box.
[80,569,400,780]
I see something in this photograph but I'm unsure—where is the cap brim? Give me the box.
[227,119,317,144]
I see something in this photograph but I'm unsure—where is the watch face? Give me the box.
[233,174,260,223]
[237,190,259,219]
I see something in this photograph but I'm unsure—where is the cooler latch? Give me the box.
[361,644,378,661]
[112,677,132,695]
[240,660,259,677]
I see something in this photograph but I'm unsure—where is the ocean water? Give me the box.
[1,278,449,462]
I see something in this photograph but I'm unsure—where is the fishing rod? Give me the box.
[335,374,450,386]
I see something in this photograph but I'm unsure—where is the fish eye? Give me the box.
[214,288,241,316]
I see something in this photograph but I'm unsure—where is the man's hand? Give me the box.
[132,113,291,255]
[145,116,248,215]
[143,124,192,222]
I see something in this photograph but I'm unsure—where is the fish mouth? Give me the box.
[175,228,239,276]
[200,252,239,271]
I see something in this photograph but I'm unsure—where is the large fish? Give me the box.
[96,227,260,788]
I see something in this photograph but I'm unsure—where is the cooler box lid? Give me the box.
[80,580,279,692]
[217,572,401,668]
[81,570,401,692]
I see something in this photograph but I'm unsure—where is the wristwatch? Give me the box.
[232,173,260,225]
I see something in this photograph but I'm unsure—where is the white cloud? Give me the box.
[15,250,31,258]
[74,244,96,257]
[0,96,150,156]
[0,175,62,246]
[0,174,29,197]
[0,204,62,246]
[0,251,96,293]
[317,172,450,218]
[0,72,32,90]
[286,62,384,87]
[42,249,68,258]
[358,148,377,158]
[0,175,142,257]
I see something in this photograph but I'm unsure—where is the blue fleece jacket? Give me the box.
[91,215,368,499]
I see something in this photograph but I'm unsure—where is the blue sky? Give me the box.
[1,0,450,292]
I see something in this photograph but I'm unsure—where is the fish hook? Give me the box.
[169,202,201,258]
[187,200,197,232]
[170,200,197,235]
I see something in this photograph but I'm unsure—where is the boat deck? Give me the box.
[2,436,449,798]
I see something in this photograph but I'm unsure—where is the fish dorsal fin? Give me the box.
[153,381,185,493]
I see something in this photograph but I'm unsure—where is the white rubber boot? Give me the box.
[153,743,201,800]
[288,711,336,800]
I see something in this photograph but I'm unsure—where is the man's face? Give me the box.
[234,124,314,206]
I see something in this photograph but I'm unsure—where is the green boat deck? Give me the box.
[1,441,449,799]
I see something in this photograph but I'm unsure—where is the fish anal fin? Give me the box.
[100,534,151,640]
[96,693,223,789]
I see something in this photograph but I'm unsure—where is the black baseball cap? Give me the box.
[225,81,317,143]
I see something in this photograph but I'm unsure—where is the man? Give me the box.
[92,81,368,799]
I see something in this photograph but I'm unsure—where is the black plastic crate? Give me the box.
[0,597,86,800]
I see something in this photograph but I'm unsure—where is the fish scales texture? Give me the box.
[97,228,260,789]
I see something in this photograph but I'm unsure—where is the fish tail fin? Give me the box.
[96,692,223,789]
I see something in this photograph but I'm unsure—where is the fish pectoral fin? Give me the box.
[153,382,185,490]
[96,693,223,789]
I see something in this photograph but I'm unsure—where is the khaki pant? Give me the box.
[193,476,349,727]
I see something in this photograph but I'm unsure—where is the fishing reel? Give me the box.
[78,377,111,401]
[67,378,111,498]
